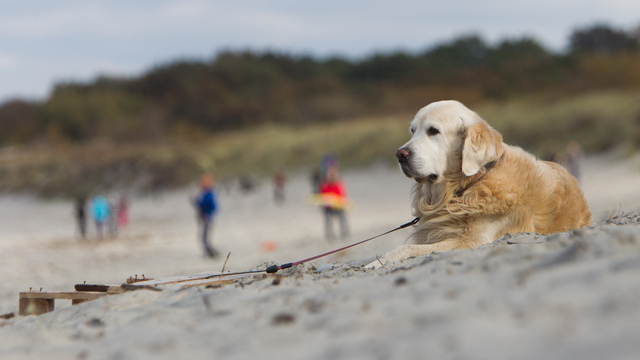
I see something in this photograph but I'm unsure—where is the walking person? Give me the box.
[193,175,219,258]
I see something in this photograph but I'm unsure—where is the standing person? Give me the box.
[90,195,110,239]
[193,175,219,258]
[117,196,129,230]
[273,167,287,204]
[75,197,87,240]
[319,165,350,240]
[107,193,119,238]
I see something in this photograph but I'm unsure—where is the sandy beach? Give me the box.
[1,152,640,360]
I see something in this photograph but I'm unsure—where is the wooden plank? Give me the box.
[17,271,264,317]
[19,292,107,301]
[74,284,126,294]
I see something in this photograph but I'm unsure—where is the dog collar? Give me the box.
[455,159,498,197]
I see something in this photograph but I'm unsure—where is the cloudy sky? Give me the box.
[1,0,639,103]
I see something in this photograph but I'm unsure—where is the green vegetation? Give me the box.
[1,89,639,197]
[0,24,639,197]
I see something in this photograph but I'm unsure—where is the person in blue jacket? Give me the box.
[194,175,218,258]
[90,195,110,239]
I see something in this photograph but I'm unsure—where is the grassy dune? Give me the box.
[1,89,639,197]
[481,90,640,154]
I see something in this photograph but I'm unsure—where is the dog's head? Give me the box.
[397,100,503,184]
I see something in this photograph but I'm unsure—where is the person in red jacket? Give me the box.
[319,165,349,240]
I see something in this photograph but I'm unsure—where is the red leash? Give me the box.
[264,217,419,273]
[204,217,419,278]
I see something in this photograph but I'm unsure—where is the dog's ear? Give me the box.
[461,119,503,176]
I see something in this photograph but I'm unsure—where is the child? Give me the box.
[319,165,349,240]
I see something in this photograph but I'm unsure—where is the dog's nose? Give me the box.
[396,148,410,162]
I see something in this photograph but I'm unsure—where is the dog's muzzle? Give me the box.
[396,147,438,182]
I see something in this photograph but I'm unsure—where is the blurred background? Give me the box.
[0,1,639,196]
[1,1,640,298]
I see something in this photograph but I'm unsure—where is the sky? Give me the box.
[1,0,639,103]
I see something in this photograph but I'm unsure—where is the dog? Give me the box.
[371,100,592,266]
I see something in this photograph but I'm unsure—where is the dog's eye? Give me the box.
[410,127,415,134]
[427,127,440,136]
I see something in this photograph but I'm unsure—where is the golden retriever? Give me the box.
[371,100,592,266]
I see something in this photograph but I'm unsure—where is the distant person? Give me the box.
[319,165,349,240]
[239,175,255,194]
[90,195,110,239]
[107,193,120,238]
[273,168,287,204]
[193,175,219,258]
[565,141,583,183]
[75,197,87,239]
[117,196,129,230]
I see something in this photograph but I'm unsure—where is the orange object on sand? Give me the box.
[262,239,278,253]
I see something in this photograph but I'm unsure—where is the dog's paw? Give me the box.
[383,246,415,262]
[368,245,428,269]
[365,246,416,269]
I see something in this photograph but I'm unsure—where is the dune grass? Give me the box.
[205,88,640,176]
[1,89,639,197]
[480,89,640,154]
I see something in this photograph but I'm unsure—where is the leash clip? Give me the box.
[401,217,420,228]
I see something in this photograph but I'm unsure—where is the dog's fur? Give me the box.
[376,100,592,265]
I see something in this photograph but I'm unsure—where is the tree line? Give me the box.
[1,23,639,145]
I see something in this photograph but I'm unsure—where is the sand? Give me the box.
[1,153,640,360]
